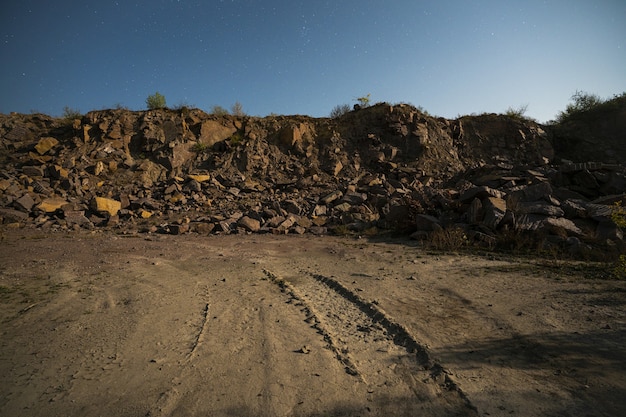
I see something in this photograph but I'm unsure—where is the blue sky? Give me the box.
[1,1,624,122]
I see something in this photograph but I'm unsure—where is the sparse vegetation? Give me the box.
[505,104,529,119]
[62,106,82,121]
[611,202,626,279]
[555,91,626,123]
[211,105,229,116]
[355,94,371,108]
[192,142,209,153]
[172,101,194,114]
[146,92,167,110]
[425,227,468,251]
[229,132,244,146]
[231,101,245,116]
[330,104,351,118]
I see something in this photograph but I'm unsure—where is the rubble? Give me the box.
[0,104,624,256]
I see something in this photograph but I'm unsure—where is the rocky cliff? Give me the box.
[1,103,624,258]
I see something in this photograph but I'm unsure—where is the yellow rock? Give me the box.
[35,137,59,155]
[188,174,211,183]
[92,197,121,216]
[139,209,153,219]
[37,197,69,213]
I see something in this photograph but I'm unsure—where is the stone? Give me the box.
[37,197,69,213]
[312,205,327,216]
[518,201,564,217]
[34,137,59,155]
[341,192,367,205]
[22,165,45,177]
[543,217,584,237]
[238,216,261,232]
[48,165,69,180]
[198,120,237,147]
[466,198,483,225]
[561,199,587,218]
[188,174,211,183]
[572,169,600,189]
[459,185,504,202]
[482,198,506,230]
[282,199,301,215]
[169,223,190,235]
[414,214,441,231]
[321,191,343,205]
[14,194,36,212]
[309,226,328,235]
[64,210,92,227]
[509,181,553,202]
[92,197,121,216]
[0,208,29,223]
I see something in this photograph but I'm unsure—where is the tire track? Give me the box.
[263,269,477,414]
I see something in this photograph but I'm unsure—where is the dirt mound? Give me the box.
[0,104,624,257]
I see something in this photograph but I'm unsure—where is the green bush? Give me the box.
[611,202,626,279]
[355,93,371,108]
[211,105,229,116]
[330,104,351,118]
[505,104,529,119]
[556,90,602,122]
[62,106,82,120]
[146,92,167,110]
[231,101,245,116]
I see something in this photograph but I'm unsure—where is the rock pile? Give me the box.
[0,104,624,255]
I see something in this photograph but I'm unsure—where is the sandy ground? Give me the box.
[1,230,625,417]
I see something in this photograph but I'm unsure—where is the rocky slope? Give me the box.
[1,103,624,258]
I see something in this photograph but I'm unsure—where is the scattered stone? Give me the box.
[34,137,59,155]
[238,216,261,232]
[92,197,122,217]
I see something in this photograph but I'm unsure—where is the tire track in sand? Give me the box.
[263,269,477,415]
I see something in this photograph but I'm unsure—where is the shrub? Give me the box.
[505,104,529,119]
[556,90,602,122]
[425,226,468,251]
[355,93,371,108]
[330,104,351,118]
[611,202,626,279]
[211,105,229,116]
[146,92,167,110]
[231,101,245,116]
[191,142,209,153]
[62,106,82,120]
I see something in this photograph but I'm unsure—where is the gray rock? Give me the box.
[237,216,261,232]
[518,201,564,217]
[543,217,584,237]
[415,214,441,231]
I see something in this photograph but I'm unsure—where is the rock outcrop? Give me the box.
[0,103,624,258]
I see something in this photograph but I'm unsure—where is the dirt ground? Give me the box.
[1,230,625,417]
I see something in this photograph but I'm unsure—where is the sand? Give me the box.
[1,230,625,416]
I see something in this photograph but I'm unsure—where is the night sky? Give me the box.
[1,0,624,122]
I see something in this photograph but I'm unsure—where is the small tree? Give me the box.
[355,93,371,108]
[231,101,245,116]
[330,104,351,118]
[146,92,167,109]
[556,90,602,122]
[211,105,229,116]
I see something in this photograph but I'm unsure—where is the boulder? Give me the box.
[92,197,121,216]
[198,120,237,147]
[34,137,59,155]
[543,217,584,238]
[38,197,69,213]
[238,216,261,232]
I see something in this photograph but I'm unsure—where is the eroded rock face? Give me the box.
[0,104,624,256]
